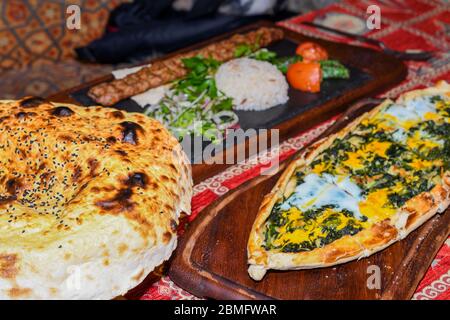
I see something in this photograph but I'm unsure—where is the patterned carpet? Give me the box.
[0,59,114,99]
[0,0,126,99]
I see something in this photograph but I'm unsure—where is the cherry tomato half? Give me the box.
[295,42,329,62]
[287,61,322,93]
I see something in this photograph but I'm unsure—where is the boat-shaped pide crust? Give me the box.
[248,81,450,281]
[0,98,192,299]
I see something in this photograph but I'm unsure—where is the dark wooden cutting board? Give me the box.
[169,100,450,300]
[48,21,406,184]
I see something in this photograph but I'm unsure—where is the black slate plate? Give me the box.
[70,39,372,132]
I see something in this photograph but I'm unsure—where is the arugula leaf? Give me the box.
[251,49,277,61]
[207,78,218,98]
[212,97,233,113]
[248,49,303,73]
[271,56,302,73]
[181,56,204,70]
[234,44,253,57]
[172,108,196,128]
[160,103,170,114]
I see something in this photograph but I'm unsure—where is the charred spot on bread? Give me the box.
[87,158,99,176]
[111,111,125,119]
[7,287,31,298]
[97,173,149,212]
[126,172,148,189]
[0,254,18,279]
[131,269,145,282]
[120,121,144,145]
[90,187,100,193]
[163,231,172,243]
[15,111,36,119]
[95,188,134,212]
[51,106,74,117]
[115,149,128,157]
[0,195,17,206]
[72,166,82,183]
[5,178,22,195]
[58,134,73,142]
[106,136,117,144]
[170,219,178,232]
[20,97,47,108]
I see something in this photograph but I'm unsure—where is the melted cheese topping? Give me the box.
[365,140,391,157]
[359,189,396,222]
[343,140,392,170]
[312,162,328,174]
[425,112,441,121]
[343,152,364,170]
[406,130,442,151]
[409,158,434,170]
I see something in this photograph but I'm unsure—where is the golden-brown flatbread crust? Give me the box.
[0,98,192,299]
[248,81,450,281]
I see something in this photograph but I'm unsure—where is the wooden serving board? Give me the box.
[169,100,450,300]
[48,21,406,184]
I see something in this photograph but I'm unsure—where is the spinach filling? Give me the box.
[311,119,445,204]
[263,204,365,253]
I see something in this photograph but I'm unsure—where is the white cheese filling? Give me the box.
[280,173,364,220]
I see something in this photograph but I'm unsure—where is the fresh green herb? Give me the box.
[386,141,407,158]
[430,95,443,103]
[234,44,254,58]
[295,171,305,184]
[181,56,220,73]
[211,97,233,113]
[388,179,431,208]
[302,206,329,222]
[423,120,450,137]
[281,241,315,252]
[320,60,350,79]
[319,221,363,247]
[249,48,302,73]
[234,46,247,58]
[145,55,238,142]
[250,48,277,61]
[271,56,303,73]
[236,45,350,80]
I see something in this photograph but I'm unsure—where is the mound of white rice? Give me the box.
[215,58,289,111]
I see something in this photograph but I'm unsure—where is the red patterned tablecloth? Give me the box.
[138,0,450,300]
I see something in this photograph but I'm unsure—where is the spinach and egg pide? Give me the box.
[247,81,450,281]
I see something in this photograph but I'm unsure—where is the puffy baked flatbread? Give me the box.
[0,97,192,299]
[248,81,450,281]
